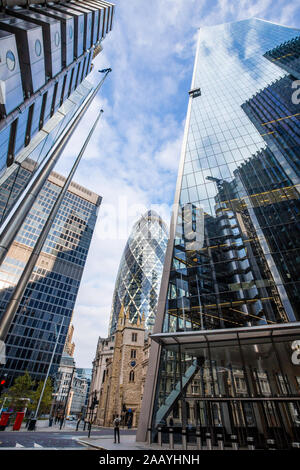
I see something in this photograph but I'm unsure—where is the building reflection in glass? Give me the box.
[0,171,100,386]
[140,19,300,449]
[109,210,168,334]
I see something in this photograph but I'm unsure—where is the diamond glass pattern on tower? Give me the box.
[109,211,168,335]
[137,19,300,449]
[0,0,114,226]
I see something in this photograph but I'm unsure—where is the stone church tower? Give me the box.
[96,306,146,427]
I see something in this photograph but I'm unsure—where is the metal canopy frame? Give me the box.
[150,322,300,348]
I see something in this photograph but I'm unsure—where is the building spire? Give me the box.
[117,304,125,330]
[141,312,145,329]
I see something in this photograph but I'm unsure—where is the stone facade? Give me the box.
[92,307,150,428]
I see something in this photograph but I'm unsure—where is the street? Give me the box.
[0,423,136,449]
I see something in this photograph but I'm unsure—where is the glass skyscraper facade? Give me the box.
[109,210,168,335]
[138,19,300,449]
[0,0,114,225]
[0,171,101,386]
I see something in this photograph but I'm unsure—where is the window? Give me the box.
[132,333,137,342]
[35,39,42,57]
[129,370,135,382]
[131,349,136,359]
[6,50,15,71]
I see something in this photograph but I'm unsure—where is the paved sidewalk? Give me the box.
[78,434,164,451]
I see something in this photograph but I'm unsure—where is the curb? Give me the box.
[77,439,106,450]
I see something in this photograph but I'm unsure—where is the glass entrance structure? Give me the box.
[137,18,300,449]
[151,324,300,449]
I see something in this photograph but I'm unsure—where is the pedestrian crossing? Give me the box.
[15,442,43,448]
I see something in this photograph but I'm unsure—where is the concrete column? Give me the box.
[169,428,174,450]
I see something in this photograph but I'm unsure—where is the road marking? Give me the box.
[34,443,43,448]
[15,443,24,448]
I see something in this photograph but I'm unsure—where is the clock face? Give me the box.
[130,361,136,367]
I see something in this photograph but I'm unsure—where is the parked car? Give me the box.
[66,415,76,421]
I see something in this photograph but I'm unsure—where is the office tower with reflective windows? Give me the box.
[0,171,101,386]
[137,19,300,449]
[109,210,168,335]
[0,0,114,226]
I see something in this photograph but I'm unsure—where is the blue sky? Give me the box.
[55,0,300,367]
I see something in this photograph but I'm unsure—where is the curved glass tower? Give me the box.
[108,210,168,335]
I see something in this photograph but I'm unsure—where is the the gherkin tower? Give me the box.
[108,210,168,335]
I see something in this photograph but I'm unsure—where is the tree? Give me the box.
[4,371,34,412]
[30,378,53,417]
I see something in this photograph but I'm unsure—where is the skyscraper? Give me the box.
[108,210,168,335]
[0,0,113,226]
[0,170,101,386]
[0,0,113,380]
[137,19,300,449]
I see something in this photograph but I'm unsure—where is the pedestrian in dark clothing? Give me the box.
[127,414,132,429]
[113,416,121,443]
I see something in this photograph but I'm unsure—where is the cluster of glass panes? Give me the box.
[109,210,168,334]
[15,179,97,267]
[154,332,300,448]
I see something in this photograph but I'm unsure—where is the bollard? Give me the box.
[158,427,162,446]
[28,418,36,431]
[147,427,152,445]
[292,442,300,449]
[247,436,255,450]
[196,427,202,450]
[217,433,224,450]
[169,427,174,450]
[182,428,187,450]
[266,439,276,450]
[206,432,212,450]
[231,434,238,450]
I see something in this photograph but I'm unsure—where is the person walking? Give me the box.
[113,416,121,443]
[127,414,132,429]
[59,415,64,429]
